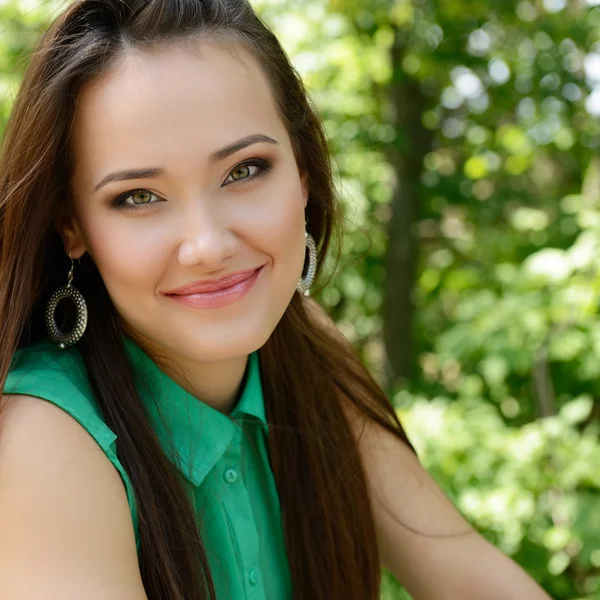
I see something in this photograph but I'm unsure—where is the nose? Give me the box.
[178,208,240,269]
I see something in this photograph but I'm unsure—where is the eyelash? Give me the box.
[111,158,273,210]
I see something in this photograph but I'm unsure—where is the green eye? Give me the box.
[223,159,272,186]
[113,189,161,210]
[231,165,251,180]
[128,190,154,205]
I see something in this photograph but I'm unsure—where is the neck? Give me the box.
[160,353,249,415]
[125,331,250,415]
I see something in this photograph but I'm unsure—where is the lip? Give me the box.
[164,265,264,309]
[165,267,263,295]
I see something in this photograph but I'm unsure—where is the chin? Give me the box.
[171,320,275,363]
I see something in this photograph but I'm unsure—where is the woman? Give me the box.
[0,1,552,599]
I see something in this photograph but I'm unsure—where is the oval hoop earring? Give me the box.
[296,231,317,297]
[45,253,88,349]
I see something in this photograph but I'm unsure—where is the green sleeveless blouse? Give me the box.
[3,337,292,599]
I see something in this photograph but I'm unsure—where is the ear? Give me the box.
[300,170,309,208]
[54,208,87,259]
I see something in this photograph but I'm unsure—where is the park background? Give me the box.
[2,0,600,598]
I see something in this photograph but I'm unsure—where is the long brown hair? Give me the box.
[0,1,416,598]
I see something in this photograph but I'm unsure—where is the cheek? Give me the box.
[244,170,307,266]
[79,212,169,294]
[258,203,305,296]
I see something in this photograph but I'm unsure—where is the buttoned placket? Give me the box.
[220,425,264,598]
[126,339,278,598]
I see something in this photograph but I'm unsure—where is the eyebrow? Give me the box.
[92,133,279,193]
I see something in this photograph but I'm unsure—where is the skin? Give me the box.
[60,41,309,414]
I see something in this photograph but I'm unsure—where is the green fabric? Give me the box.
[4,337,292,599]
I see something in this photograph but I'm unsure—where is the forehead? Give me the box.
[70,41,287,188]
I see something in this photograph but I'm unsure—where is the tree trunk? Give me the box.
[383,28,432,389]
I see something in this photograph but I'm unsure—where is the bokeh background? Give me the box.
[2,0,600,598]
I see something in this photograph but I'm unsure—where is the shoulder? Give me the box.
[5,339,117,449]
[0,393,147,599]
[0,393,119,490]
[3,340,140,549]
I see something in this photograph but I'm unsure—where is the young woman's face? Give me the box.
[66,41,308,364]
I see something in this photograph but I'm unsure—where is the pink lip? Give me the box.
[165,267,262,294]
[164,266,264,309]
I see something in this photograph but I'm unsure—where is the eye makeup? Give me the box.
[110,157,274,211]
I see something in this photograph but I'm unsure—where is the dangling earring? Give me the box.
[45,253,88,349]
[296,230,317,297]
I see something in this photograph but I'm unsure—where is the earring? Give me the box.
[45,253,88,349]
[296,230,317,297]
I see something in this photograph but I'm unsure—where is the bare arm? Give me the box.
[0,394,147,600]
[349,411,553,600]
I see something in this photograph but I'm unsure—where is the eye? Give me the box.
[223,159,272,186]
[113,189,161,209]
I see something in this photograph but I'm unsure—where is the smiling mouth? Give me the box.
[164,265,264,309]
[164,266,263,295]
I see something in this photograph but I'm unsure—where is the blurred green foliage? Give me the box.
[3,0,600,597]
